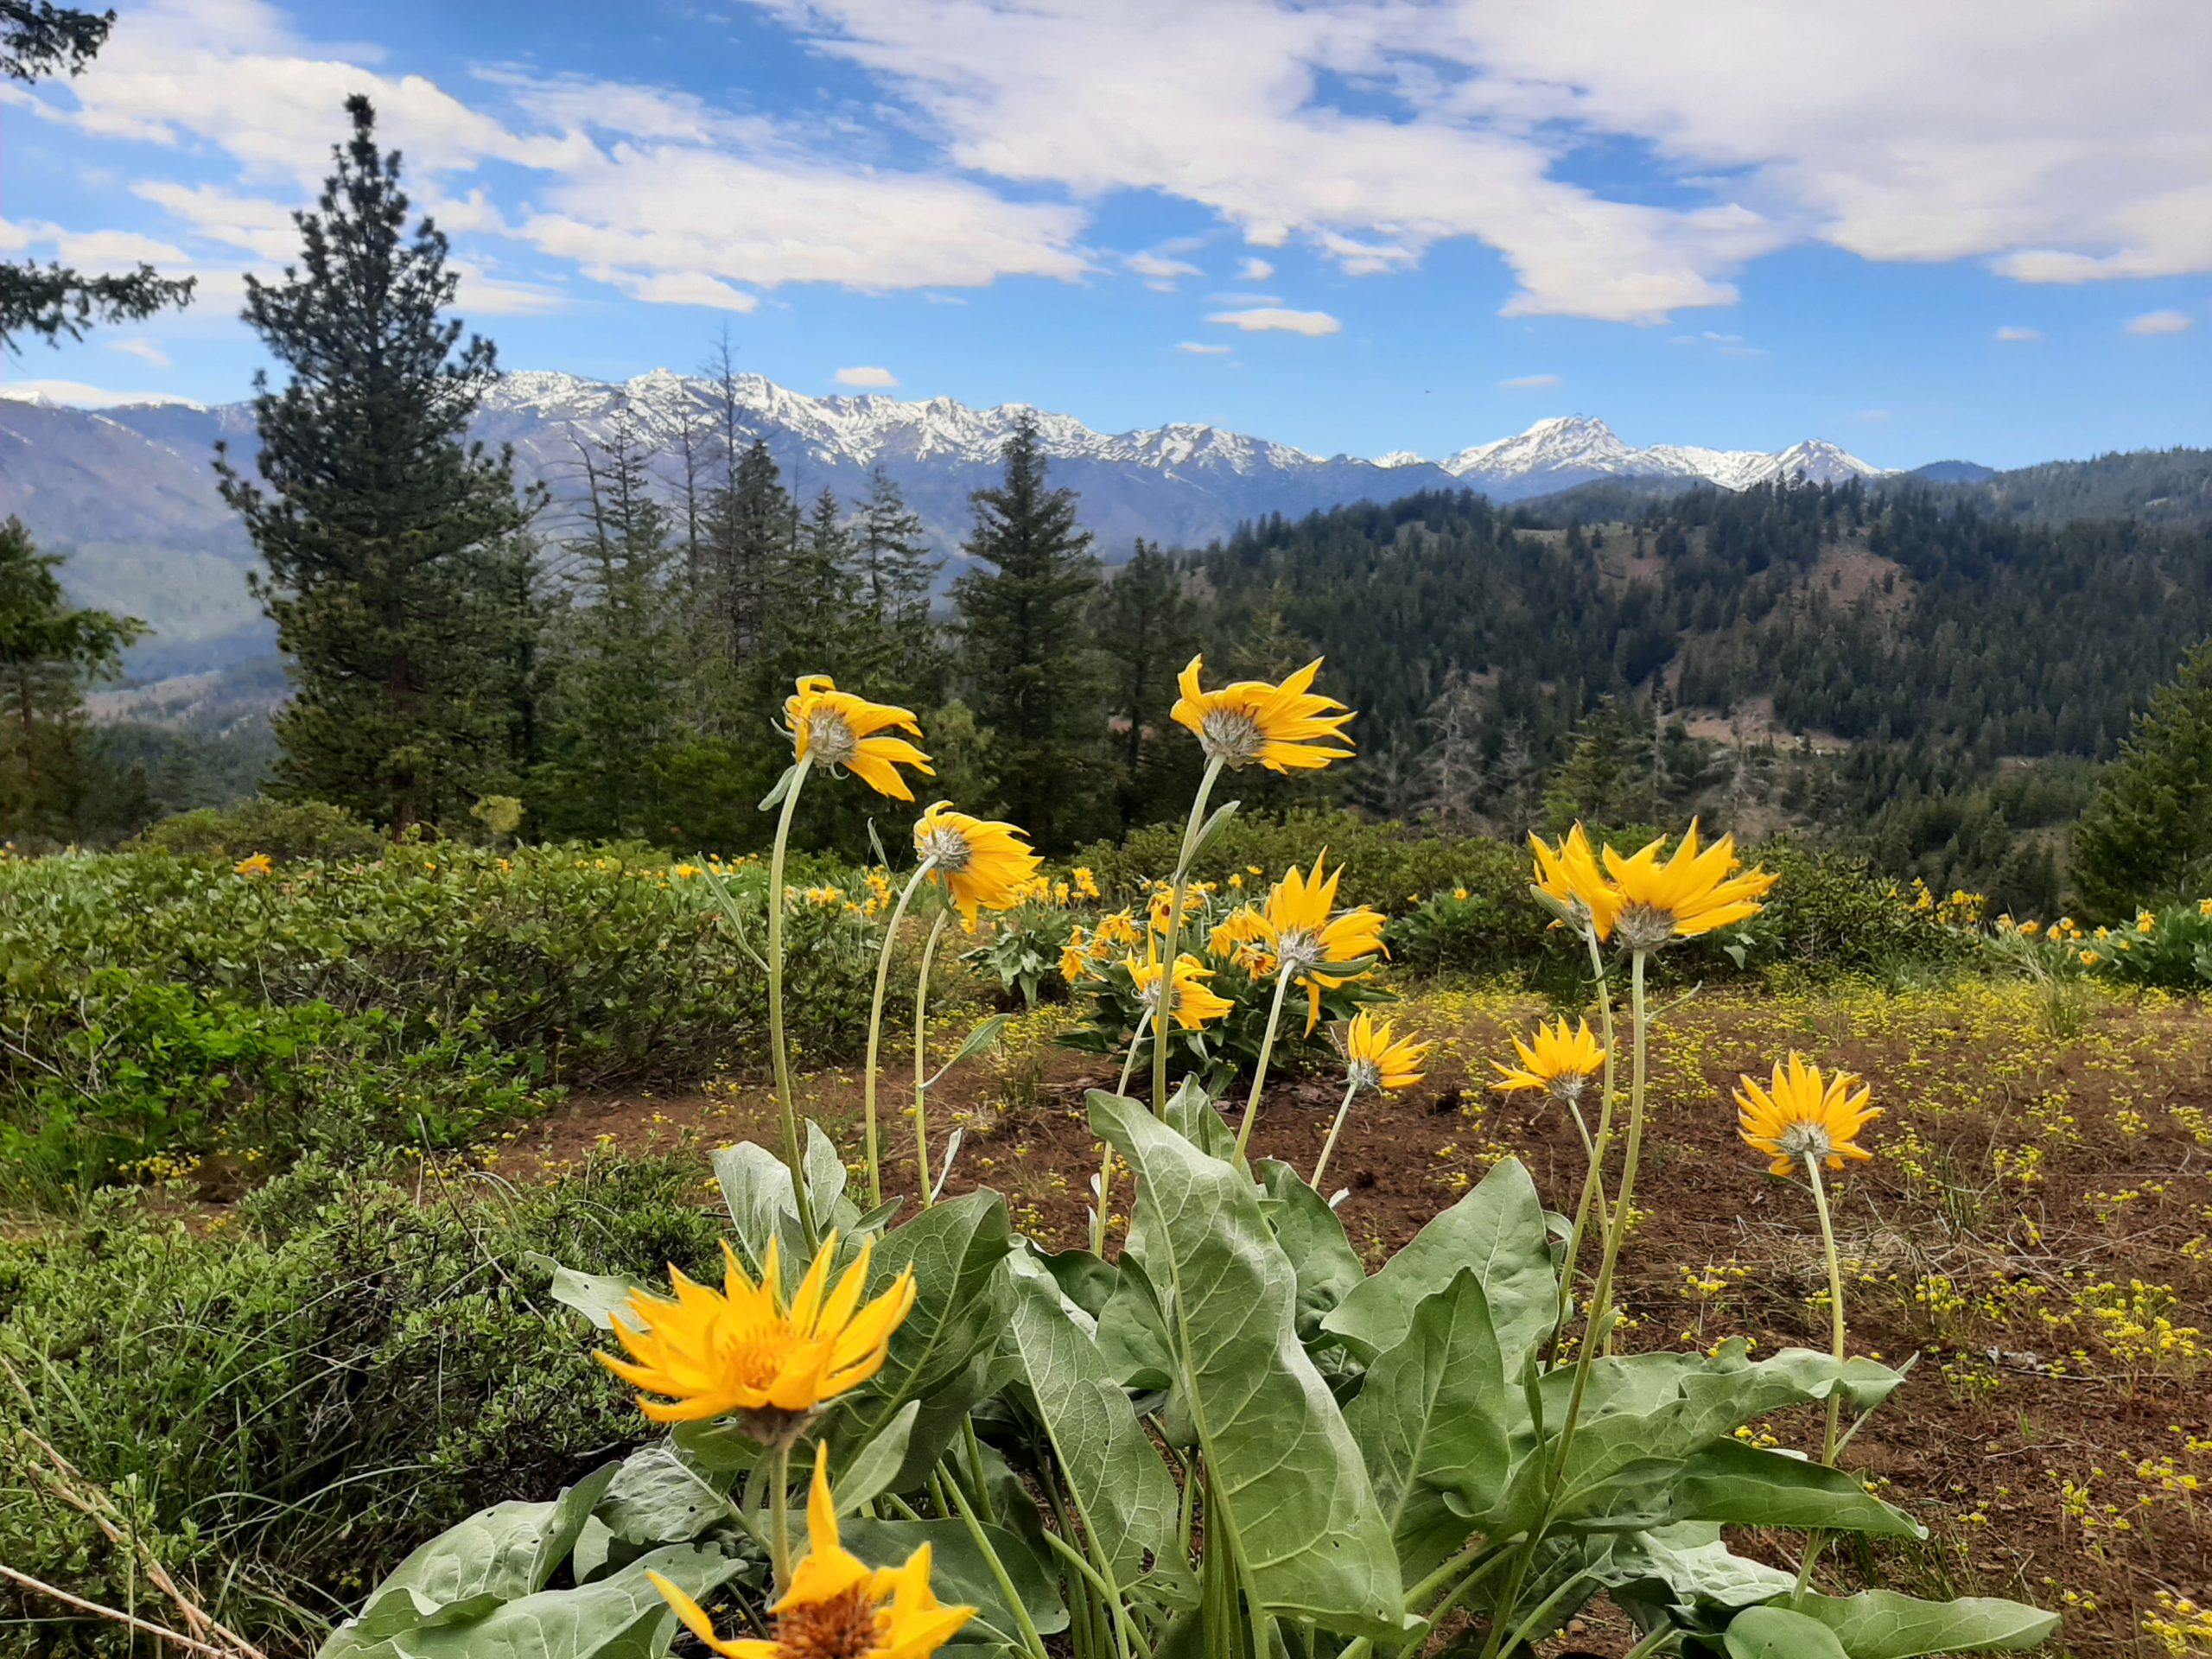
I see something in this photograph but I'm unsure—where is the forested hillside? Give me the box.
[1193,480,2212,906]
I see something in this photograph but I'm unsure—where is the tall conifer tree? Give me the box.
[0,518,142,838]
[951,413,1103,848]
[2073,637,2212,914]
[217,95,534,831]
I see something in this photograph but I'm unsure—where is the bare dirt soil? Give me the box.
[503,982,2212,1658]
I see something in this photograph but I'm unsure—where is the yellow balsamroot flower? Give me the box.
[233,853,273,877]
[1093,908,1141,948]
[1260,854,1388,1033]
[1735,1053,1879,1178]
[1599,820,1776,950]
[911,803,1042,927]
[1059,927,1094,984]
[784,676,934,800]
[650,1451,975,1659]
[598,1234,916,1436]
[1128,946,1235,1030]
[1528,824,1621,938]
[1492,1017,1606,1106]
[1171,655,1355,772]
[1341,1010,1430,1094]
[1071,866,1100,899]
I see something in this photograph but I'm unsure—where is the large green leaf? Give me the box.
[1342,1268,1520,1583]
[332,1465,616,1643]
[1792,1590,2060,1656]
[1005,1255,1180,1582]
[840,1190,1014,1482]
[1668,1440,1919,1535]
[1592,1522,1796,1616]
[1727,1606,1853,1659]
[529,1257,646,1334]
[1255,1158,1365,1338]
[1322,1159,1557,1378]
[842,1517,1069,1643]
[1530,1343,1906,1529]
[321,1542,739,1659]
[709,1122,858,1279]
[830,1399,921,1516]
[594,1445,726,1548]
[1091,1091,1409,1638]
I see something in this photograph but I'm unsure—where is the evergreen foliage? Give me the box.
[0,2,194,349]
[2073,638,2212,915]
[217,95,537,832]
[0,518,142,838]
[952,412,1106,849]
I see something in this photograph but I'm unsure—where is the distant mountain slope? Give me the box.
[1955,446,2212,527]
[0,372,1895,677]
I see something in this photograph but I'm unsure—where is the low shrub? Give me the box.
[0,1154,724,1656]
[128,798,386,862]
[0,845,881,1195]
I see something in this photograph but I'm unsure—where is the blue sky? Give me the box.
[4,0,2209,468]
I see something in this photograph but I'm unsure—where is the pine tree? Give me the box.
[0,518,142,838]
[699,438,791,679]
[854,466,943,702]
[2072,637,2212,915]
[1541,697,1644,831]
[951,413,1104,849]
[1,3,194,349]
[216,95,536,831]
[1093,539,1194,830]
[540,403,683,837]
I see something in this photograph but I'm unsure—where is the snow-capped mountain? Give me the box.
[0,369,1892,677]
[1433,414,1886,494]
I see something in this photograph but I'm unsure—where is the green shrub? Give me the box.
[0,1155,722,1656]
[0,845,880,1196]
[129,797,386,862]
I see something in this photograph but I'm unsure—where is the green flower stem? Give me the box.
[1550,924,1621,1357]
[1793,1152,1849,1602]
[862,854,938,1211]
[766,758,819,1250]
[1308,1074,1363,1192]
[942,1459,1051,1659]
[1088,1008,1159,1256]
[1230,966,1297,1168]
[1481,947,1650,1659]
[1153,755,1226,1116]
[912,909,950,1207]
[770,1440,793,1596]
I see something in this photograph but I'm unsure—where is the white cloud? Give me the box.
[1205,306,1340,335]
[1993,325,2043,341]
[0,378,198,408]
[2125,308,2194,335]
[1236,256,1274,282]
[1497,372,1560,388]
[1126,251,1201,283]
[106,337,172,367]
[133,181,300,259]
[766,0,2212,320]
[1176,340,1233,354]
[834,365,899,386]
[585,266,753,313]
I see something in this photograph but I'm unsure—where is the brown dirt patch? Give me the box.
[503,983,2212,1657]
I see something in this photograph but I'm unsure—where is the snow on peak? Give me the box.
[474,372,1895,495]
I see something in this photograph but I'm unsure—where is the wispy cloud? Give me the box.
[834,365,899,387]
[1497,372,1560,388]
[1993,325,2042,342]
[105,337,171,367]
[1236,256,1274,282]
[1176,341,1233,354]
[2125,308,2194,335]
[1127,250,1202,290]
[1205,306,1340,336]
